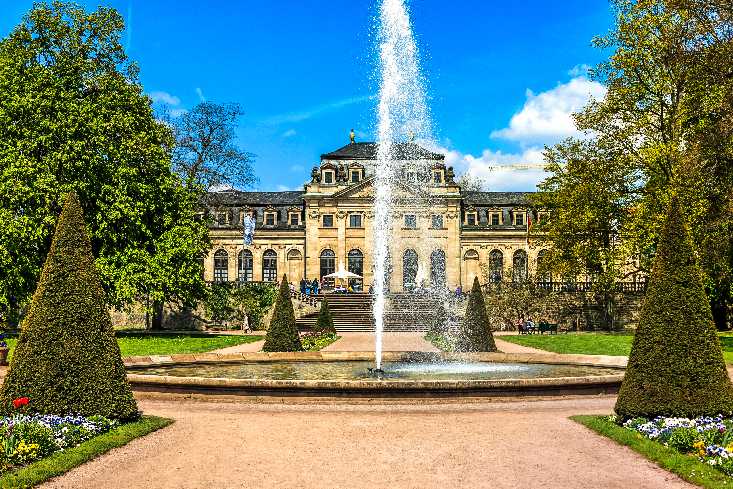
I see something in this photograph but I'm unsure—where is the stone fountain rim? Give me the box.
[123,351,626,394]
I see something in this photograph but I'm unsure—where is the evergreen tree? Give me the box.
[455,277,497,352]
[615,199,733,418]
[314,299,336,334]
[262,275,303,352]
[0,193,138,419]
[428,304,447,337]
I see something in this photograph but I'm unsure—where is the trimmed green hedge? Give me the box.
[314,299,336,334]
[615,198,733,418]
[456,277,497,352]
[262,275,302,352]
[0,193,138,419]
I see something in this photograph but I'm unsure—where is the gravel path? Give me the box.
[212,339,265,354]
[322,332,440,352]
[42,396,693,489]
[493,337,552,354]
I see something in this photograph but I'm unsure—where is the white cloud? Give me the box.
[195,87,206,102]
[275,184,297,191]
[149,91,181,106]
[263,95,375,125]
[289,164,304,173]
[282,129,297,138]
[568,64,591,77]
[440,146,548,192]
[491,76,606,144]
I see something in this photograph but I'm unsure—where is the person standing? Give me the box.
[312,278,320,295]
[299,278,306,295]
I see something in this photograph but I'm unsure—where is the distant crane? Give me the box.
[481,163,549,171]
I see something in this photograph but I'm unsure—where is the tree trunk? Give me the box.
[711,296,730,331]
[151,300,164,330]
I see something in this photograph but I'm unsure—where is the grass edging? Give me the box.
[572,415,733,489]
[0,415,173,489]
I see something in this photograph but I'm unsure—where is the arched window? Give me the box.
[320,249,336,287]
[262,249,277,282]
[347,249,363,291]
[403,249,418,289]
[463,249,480,288]
[489,250,503,283]
[430,250,446,287]
[238,250,253,282]
[512,249,528,283]
[213,249,229,283]
[537,249,551,283]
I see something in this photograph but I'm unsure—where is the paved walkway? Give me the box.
[493,333,553,355]
[42,396,693,489]
[322,332,440,352]
[213,339,265,354]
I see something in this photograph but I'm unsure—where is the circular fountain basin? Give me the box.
[124,352,627,399]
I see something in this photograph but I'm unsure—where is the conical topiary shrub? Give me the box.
[455,277,497,352]
[615,198,733,419]
[262,275,303,352]
[314,299,336,334]
[428,304,447,337]
[0,192,138,419]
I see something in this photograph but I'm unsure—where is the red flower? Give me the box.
[12,397,29,409]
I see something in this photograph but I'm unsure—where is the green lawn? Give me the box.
[1,334,263,360]
[572,416,733,489]
[0,415,172,488]
[500,332,733,364]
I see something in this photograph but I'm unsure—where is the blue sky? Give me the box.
[1,1,614,191]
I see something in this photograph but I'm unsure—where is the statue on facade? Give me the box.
[311,166,320,183]
[350,128,356,144]
[446,166,456,184]
[243,210,256,246]
[338,164,347,182]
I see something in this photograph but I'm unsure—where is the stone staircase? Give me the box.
[295,293,448,333]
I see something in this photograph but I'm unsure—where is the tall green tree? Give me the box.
[0,1,210,323]
[534,0,733,329]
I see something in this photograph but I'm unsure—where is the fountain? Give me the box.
[373,0,436,370]
[121,1,629,399]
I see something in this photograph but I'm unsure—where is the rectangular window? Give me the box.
[289,213,300,226]
[349,213,362,228]
[433,171,443,184]
[431,214,444,229]
[350,171,360,183]
[323,171,333,184]
[322,214,334,227]
[216,212,227,226]
[490,213,500,226]
[514,213,525,226]
[467,213,477,226]
[404,214,417,229]
[265,213,276,226]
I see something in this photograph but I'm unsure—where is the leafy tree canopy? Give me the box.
[0,1,210,320]
[533,0,733,328]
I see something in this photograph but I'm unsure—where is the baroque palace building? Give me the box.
[201,139,547,292]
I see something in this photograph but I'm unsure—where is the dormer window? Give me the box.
[322,169,335,184]
[406,171,416,182]
[489,210,502,226]
[350,169,363,183]
[288,212,300,226]
[433,170,444,184]
[404,214,417,229]
[536,211,548,224]
[264,211,277,226]
[215,211,229,226]
[465,211,478,226]
[514,211,526,226]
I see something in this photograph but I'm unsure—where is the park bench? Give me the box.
[538,322,558,335]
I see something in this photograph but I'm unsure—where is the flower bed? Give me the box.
[0,412,117,472]
[300,332,340,351]
[619,415,733,476]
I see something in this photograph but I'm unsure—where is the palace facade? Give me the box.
[202,140,547,291]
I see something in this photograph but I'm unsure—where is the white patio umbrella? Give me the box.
[324,261,362,287]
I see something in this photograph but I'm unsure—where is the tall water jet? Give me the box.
[373,0,433,369]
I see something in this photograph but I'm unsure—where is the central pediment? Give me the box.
[329,176,427,200]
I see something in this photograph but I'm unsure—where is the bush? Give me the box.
[667,427,700,453]
[455,277,497,352]
[0,193,138,419]
[313,300,336,334]
[262,275,302,352]
[615,198,733,419]
[300,332,339,351]
[428,305,447,337]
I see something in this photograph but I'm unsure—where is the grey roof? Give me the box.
[460,191,533,206]
[202,190,304,206]
[321,142,444,161]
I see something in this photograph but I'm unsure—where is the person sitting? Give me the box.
[526,316,536,333]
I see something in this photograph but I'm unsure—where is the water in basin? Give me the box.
[135,361,619,381]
